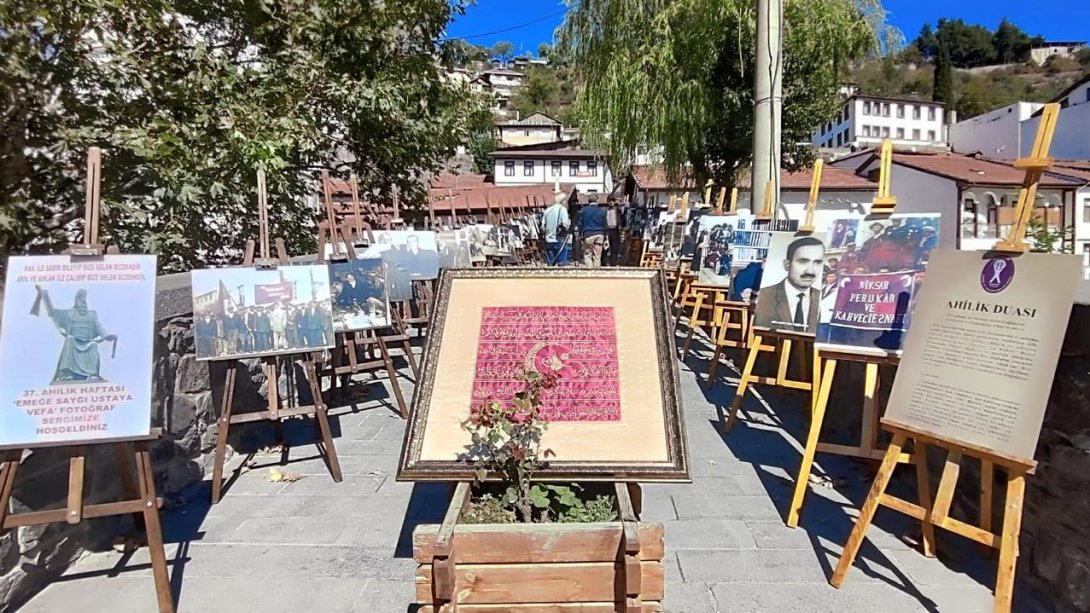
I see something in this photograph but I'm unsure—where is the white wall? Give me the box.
[950,102,1043,160]
[1062,79,1090,108]
[492,157,611,193]
[885,164,959,249]
[1075,187,1090,266]
[812,97,947,149]
[497,125,560,147]
[1022,102,1090,160]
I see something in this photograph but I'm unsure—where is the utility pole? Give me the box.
[752,0,783,218]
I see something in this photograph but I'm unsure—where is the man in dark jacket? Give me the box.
[578,195,607,268]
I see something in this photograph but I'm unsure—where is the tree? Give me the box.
[993,18,1032,64]
[935,18,997,68]
[558,0,886,183]
[1078,47,1090,69]
[537,43,553,60]
[1,0,476,272]
[915,23,939,60]
[510,68,561,117]
[491,40,515,64]
[933,42,956,108]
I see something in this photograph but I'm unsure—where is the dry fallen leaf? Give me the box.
[268,468,302,483]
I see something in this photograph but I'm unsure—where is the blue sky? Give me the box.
[444,0,1090,52]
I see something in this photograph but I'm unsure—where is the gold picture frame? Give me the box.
[397,267,690,482]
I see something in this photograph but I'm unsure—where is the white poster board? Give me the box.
[884,250,1081,461]
[0,255,158,446]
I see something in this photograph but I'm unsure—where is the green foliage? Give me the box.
[915,24,938,60]
[1027,218,1074,254]
[993,19,1033,64]
[1078,48,1090,69]
[559,0,884,184]
[461,484,618,524]
[491,40,515,63]
[933,43,956,108]
[1,0,475,272]
[510,67,562,117]
[932,18,997,68]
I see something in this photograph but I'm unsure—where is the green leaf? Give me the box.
[528,485,551,509]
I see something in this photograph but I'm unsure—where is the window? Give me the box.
[927,130,936,141]
[587,161,598,176]
[912,105,920,120]
[896,104,904,119]
[842,107,849,122]
[1083,244,1090,267]
[912,129,921,140]
[524,129,531,136]
[881,126,890,138]
[928,107,936,121]
[504,161,515,177]
[836,133,842,147]
[523,161,534,176]
[1083,199,1090,223]
[551,161,562,176]
[863,101,871,115]
[569,161,579,175]
[882,103,891,117]
[896,128,905,139]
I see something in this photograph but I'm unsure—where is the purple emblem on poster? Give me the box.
[980,257,1014,294]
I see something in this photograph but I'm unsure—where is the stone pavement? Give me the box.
[21,331,1051,612]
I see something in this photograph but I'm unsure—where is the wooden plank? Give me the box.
[980,459,995,558]
[994,472,1027,613]
[786,357,836,528]
[4,499,154,529]
[416,561,665,604]
[881,420,1036,472]
[414,523,665,563]
[66,447,86,524]
[815,443,910,462]
[930,452,963,524]
[418,602,663,612]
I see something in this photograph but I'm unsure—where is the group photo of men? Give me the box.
[191,265,335,361]
[328,259,391,332]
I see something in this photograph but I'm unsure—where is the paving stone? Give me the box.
[677,549,831,584]
[663,519,757,550]
[672,493,781,520]
[229,516,348,545]
[662,581,717,612]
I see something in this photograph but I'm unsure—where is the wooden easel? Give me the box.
[787,144,905,527]
[316,177,412,419]
[0,148,174,612]
[756,180,774,220]
[704,299,753,383]
[830,105,1061,613]
[717,164,824,431]
[211,169,343,504]
[677,283,730,359]
[421,482,648,612]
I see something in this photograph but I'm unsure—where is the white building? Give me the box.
[490,140,612,195]
[1030,41,1086,65]
[811,95,947,150]
[737,167,877,231]
[494,113,562,147]
[949,102,1044,160]
[1021,75,1090,161]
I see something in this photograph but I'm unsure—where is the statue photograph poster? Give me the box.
[0,255,158,446]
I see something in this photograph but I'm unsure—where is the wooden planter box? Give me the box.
[413,483,665,612]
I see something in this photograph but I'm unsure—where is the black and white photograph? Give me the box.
[358,230,441,280]
[753,232,828,335]
[437,231,472,269]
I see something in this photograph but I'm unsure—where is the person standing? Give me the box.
[578,195,607,267]
[542,191,571,266]
[270,303,288,350]
[604,195,622,266]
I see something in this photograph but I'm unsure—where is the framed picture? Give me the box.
[752,232,829,335]
[328,258,391,332]
[437,231,472,269]
[190,264,335,361]
[398,268,690,482]
[816,213,942,354]
[0,255,158,446]
[357,230,440,281]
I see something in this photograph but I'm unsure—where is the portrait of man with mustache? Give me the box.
[754,235,826,334]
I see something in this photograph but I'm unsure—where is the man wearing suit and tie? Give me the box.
[754,236,825,334]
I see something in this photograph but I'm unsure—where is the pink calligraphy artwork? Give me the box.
[471,306,621,421]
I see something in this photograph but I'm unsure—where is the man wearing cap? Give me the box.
[542,191,571,265]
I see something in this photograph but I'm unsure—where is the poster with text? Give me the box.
[191,264,334,360]
[884,250,1081,462]
[0,255,157,446]
[753,232,829,335]
[816,214,941,354]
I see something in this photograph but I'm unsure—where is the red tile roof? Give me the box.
[428,183,575,213]
[888,152,1082,188]
[737,166,876,191]
[428,173,491,190]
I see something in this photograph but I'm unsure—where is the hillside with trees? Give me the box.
[852,18,1090,120]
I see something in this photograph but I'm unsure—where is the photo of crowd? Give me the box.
[826,215,940,276]
[191,265,335,361]
[357,231,441,280]
[328,259,391,332]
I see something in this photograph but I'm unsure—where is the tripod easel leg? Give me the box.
[705,311,730,389]
[0,450,22,528]
[980,459,995,558]
[306,359,343,482]
[378,336,410,418]
[787,358,837,528]
[113,442,146,533]
[994,471,1026,613]
[830,432,907,588]
[135,442,175,613]
[212,364,238,504]
[724,334,763,433]
[913,441,937,558]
